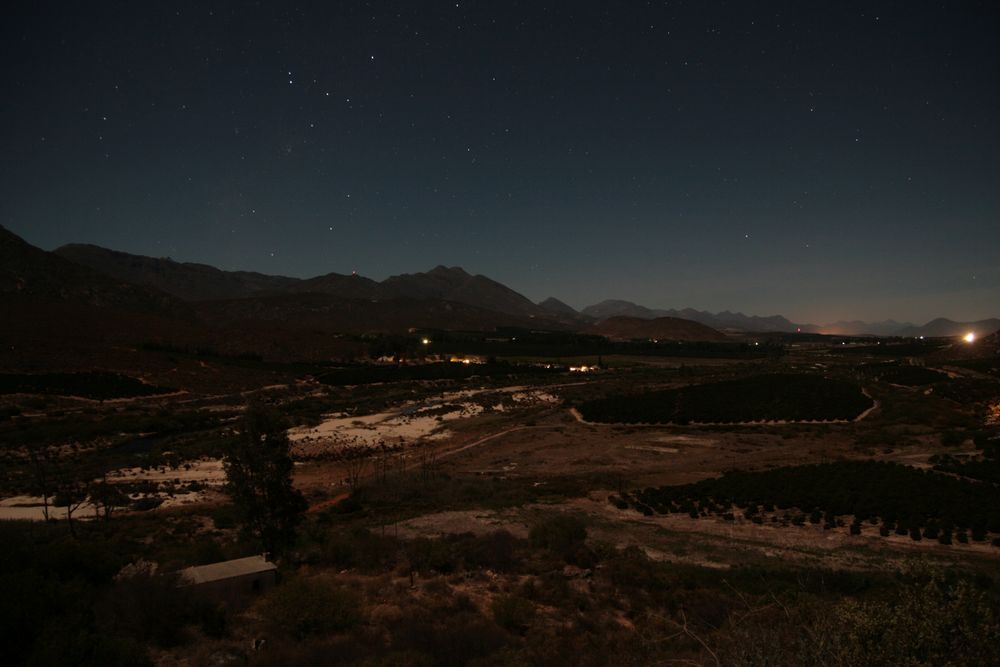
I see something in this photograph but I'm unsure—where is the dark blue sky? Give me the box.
[3,1,998,324]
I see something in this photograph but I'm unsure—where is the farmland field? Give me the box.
[578,373,872,424]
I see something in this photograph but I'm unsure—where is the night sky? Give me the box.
[2,1,998,324]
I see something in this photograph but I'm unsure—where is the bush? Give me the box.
[578,374,871,423]
[491,595,535,634]
[464,531,518,573]
[406,537,458,574]
[529,514,587,557]
[261,577,362,639]
[607,495,629,510]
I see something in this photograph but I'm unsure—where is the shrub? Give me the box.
[491,594,535,634]
[464,530,518,573]
[607,495,629,510]
[261,577,362,639]
[529,514,587,556]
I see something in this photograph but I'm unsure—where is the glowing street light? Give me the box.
[963,332,976,343]
[421,338,431,345]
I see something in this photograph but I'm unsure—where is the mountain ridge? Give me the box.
[54,243,301,301]
[586,316,730,342]
[37,236,1000,337]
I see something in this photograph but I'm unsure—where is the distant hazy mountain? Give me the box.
[54,244,301,301]
[587,316,729,342]
[897,318,1000,338]
[674,309,803,333]
[582,300,805,332]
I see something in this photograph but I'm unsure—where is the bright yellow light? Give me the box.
[421,338,430,345]
[963,332,976,343]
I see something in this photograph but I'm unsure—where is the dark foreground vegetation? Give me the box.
[871,364,948,386]
[0,372,172,400]
[616,461,1000,544]
[933,434,1000,485]
[2,507,998,667]
[830,340,949,357]
[374,329,776,361]
[579,374,872,424]
[316,361,562,386]
[1,346,997,665]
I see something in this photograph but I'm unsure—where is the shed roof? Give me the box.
[178,555,276,585]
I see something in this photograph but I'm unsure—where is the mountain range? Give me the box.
[3,226,997,346]
[576,298,1000,339]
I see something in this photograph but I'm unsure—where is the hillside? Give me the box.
[0,226,205,368]
[376,266,547,319]
[587,315,729,342]
[1,227,186,317]
[582,299,663,320]
[537,297,581,318]
[54,243,300,300]
[280,271,379,299]
[195,293,556,337]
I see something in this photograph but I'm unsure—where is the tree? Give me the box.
[223,402,307,555]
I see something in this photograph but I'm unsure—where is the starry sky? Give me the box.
[2,1,998,324]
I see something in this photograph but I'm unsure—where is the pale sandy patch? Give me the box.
[107,459,226,485]
[394,509,529,539]
[288,386,559,456]
[653,435,717,447]
[626,445,680,454]
[0,495,99,521]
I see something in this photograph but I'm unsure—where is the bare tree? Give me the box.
[89,474,128,520]
[26,442,56,521]
[341,444,370,492]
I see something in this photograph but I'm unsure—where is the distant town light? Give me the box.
[964,332,976,343]
[421,338,431,345]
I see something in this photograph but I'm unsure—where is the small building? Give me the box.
[178,555,277,606]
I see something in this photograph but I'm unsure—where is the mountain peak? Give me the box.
[427,265,470,278]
